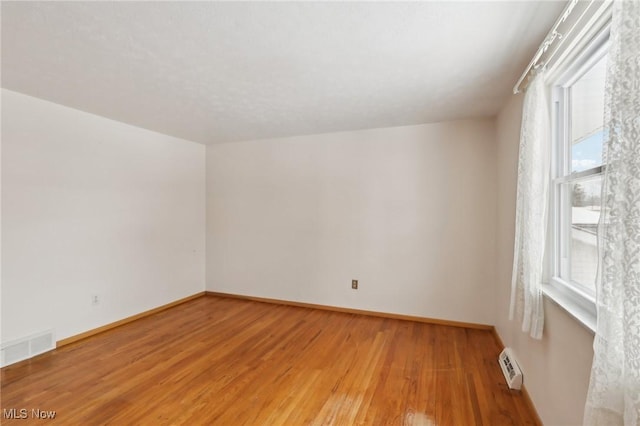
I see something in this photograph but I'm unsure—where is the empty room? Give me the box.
[1,1,639,425]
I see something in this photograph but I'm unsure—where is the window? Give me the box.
[549,29,609,320]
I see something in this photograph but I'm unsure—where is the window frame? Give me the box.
[546,24,611,331]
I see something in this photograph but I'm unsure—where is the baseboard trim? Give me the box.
[491,327,506,348]
[521,386,543,426]
[56,291,206,348]
[490,327,543,426]
[205,291,493,330]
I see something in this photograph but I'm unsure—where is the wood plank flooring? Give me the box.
[1,296,538,425]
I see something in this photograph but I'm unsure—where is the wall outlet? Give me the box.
[91,294,99,306]
[352,279,358,289]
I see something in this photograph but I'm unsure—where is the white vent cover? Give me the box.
[498,347,523,390]
[1,330,55,367]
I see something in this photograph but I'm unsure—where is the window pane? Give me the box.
[572,130,604,172]
[571,54,607,173]
[570,175,602,292]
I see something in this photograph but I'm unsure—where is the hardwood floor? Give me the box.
[1,296,538,425]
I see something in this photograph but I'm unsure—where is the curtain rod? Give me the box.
[513,0,582,94]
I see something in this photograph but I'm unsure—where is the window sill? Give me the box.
[541,283,596,333]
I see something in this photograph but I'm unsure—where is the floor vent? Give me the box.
[498,347,523,390]
[1,330,55,367]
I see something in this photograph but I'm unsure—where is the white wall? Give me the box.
[494,94,594,425]
[206,120,497,325]
[1,89,205,342]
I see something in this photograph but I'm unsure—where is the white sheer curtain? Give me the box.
[509,72,550,340]
[584,1,640,425]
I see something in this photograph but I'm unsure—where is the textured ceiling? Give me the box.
[1,1,565,145]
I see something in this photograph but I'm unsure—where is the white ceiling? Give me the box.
[1,1,565,145]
